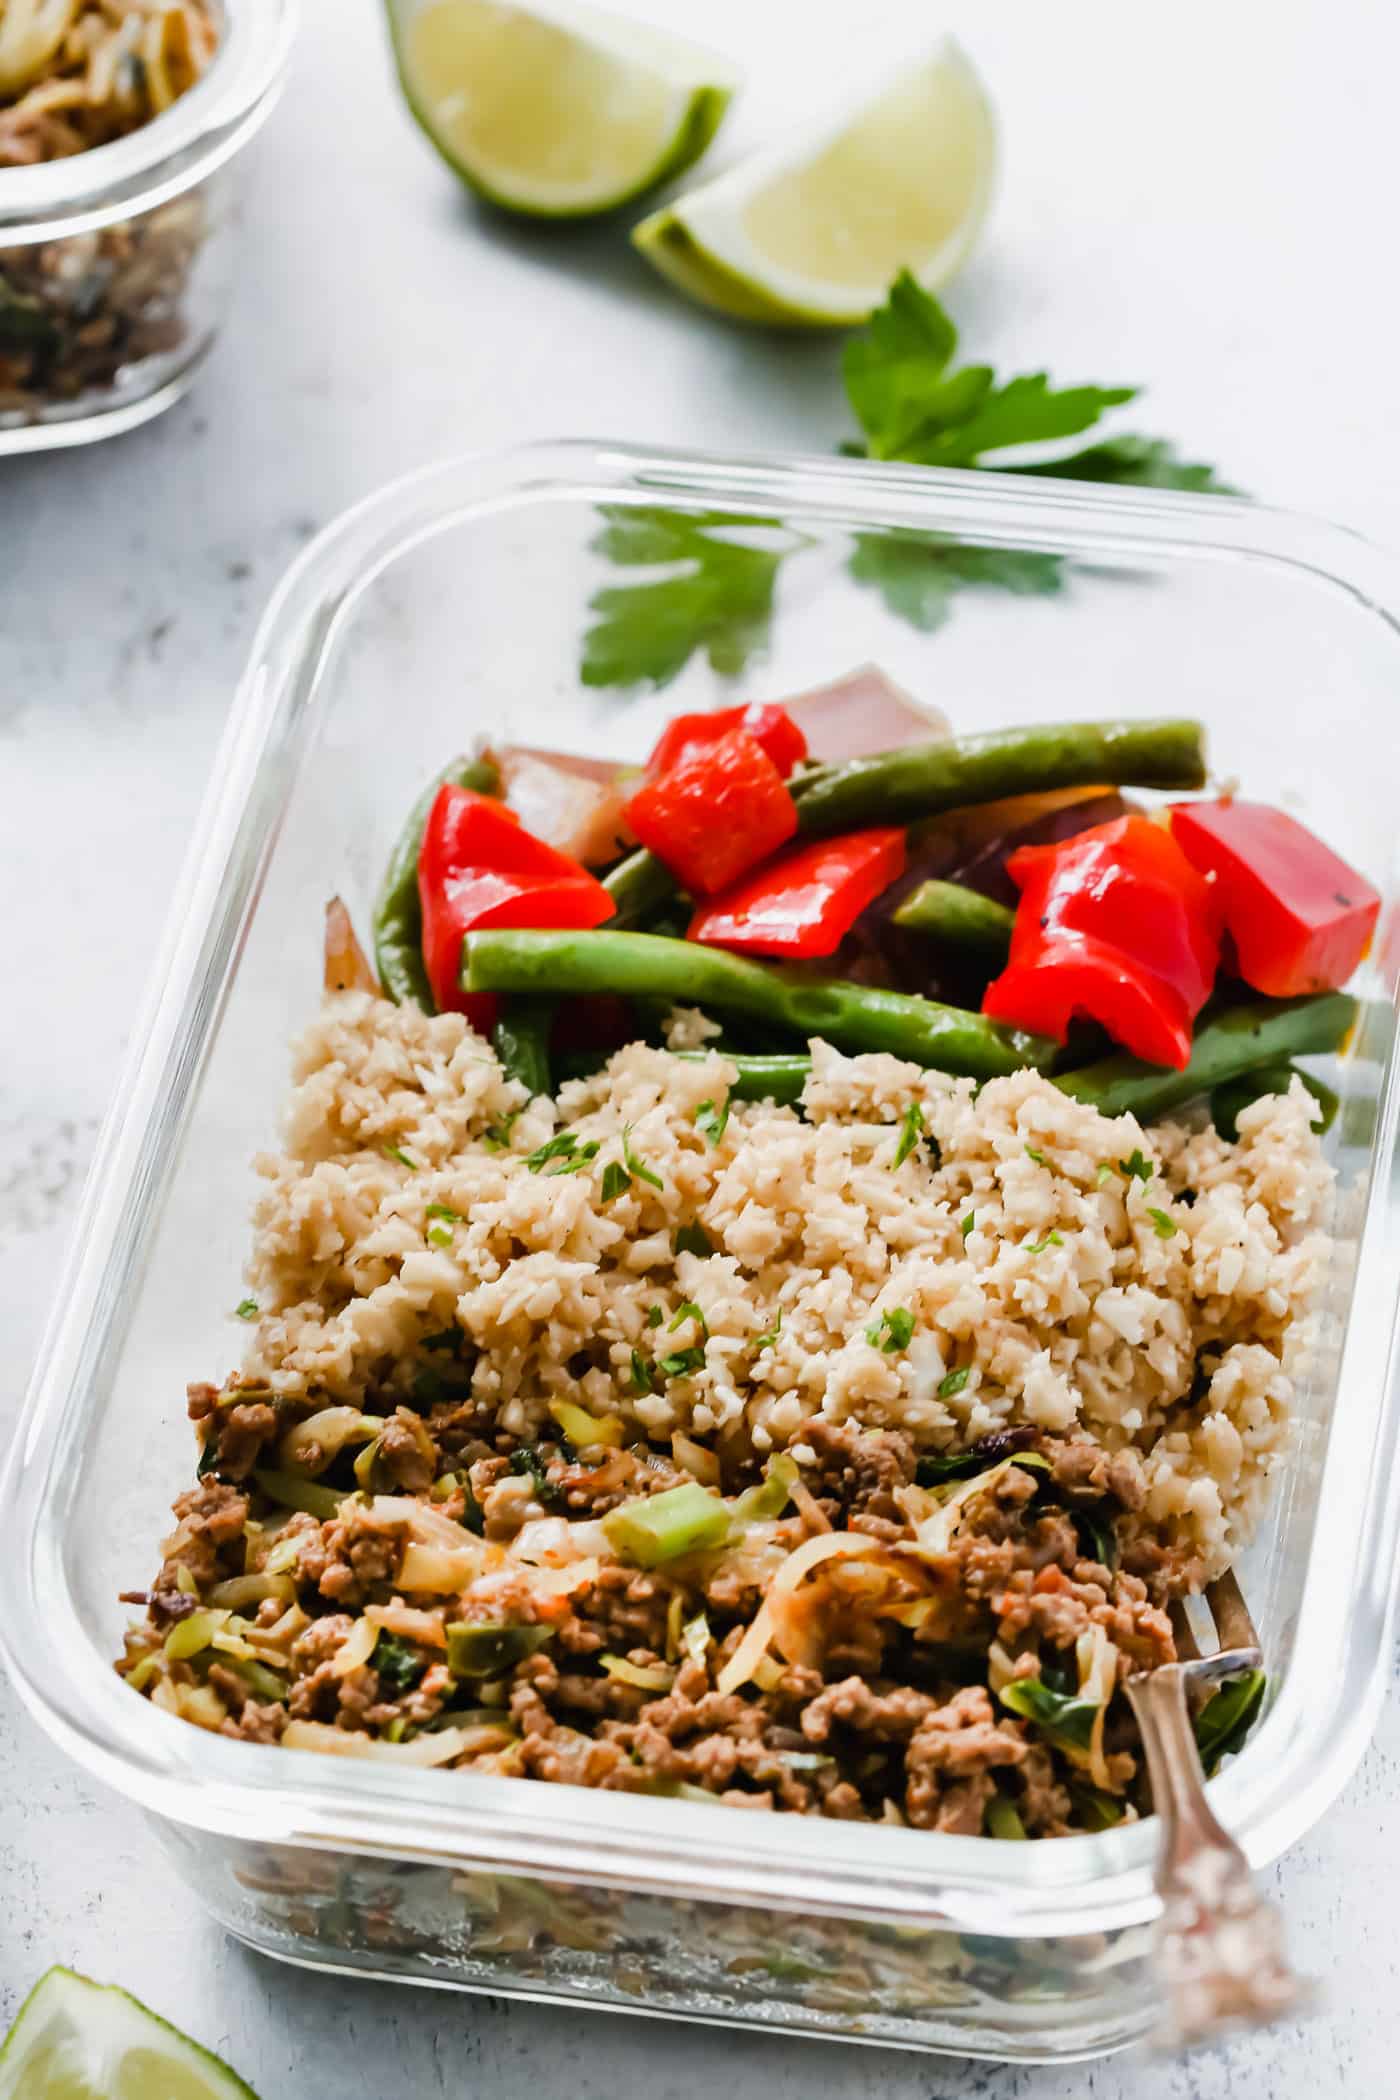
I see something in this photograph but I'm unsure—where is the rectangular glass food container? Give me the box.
[0,0,296,451]
[5,441,1400,2062]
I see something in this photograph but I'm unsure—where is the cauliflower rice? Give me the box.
[245,993,1331,1579]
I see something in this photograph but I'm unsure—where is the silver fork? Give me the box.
[1123,1568,1314,2050]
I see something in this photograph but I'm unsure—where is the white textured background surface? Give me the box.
[3,0,1399,2090]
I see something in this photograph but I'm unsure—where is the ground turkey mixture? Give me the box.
[117,994,1333,1835]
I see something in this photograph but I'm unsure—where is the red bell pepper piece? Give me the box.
[982,815,1222,1070]
[418,786,614,1020]
[688,827,906,958]
[1169,800,1379,998]
[645,702,807,783]
[625,729,799,897]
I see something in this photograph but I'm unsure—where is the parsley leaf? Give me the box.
[866,1307,915,1354]
[657,1347,707,1379]
[753,1308,782,1351]
[1118,1149,1154,1182]
[371,1632,427,1694]
[581,507,798,690]
[695,1098,729,1146]
[622,1125,664,1190]
[629,1349,654,1395]
[848,531,1065,633]
[840,274,1232,634]
[669,1301,708,1336]
[600,1160,631,1204]
[674,1223,713,1259]
[891,1100,925,1169]
[1004,432,1237,494]
[526,1132,580,1173]
[234,1297,259,1321]
[1147,1207,1178,1239]
[844,273,1135,468]
[646,1305,664,1328]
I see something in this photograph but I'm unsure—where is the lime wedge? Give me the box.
[386,0,739,219]
[634,36,996,326]
[0,1969,259,2100]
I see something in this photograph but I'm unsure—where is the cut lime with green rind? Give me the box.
[386,0,739,221]
[0,1969,260,2100]
[632,35,997,327]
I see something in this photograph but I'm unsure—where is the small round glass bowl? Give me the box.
[0,0,297,452]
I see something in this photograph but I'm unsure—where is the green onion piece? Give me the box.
[163,1611,224,1661]
[657,1347,706,1379]
[960,1212,975,1239]
[985,1795,1028,1840]
[938,1366,971,1398]
[445,1622,554,1677]
[669,1300,707,1336]
[629,1348,654,1395]
[998,1675,1100,1754]
[252,1469,347,1521]
[600,1653,676,1691]
[1024,1144,1048,1167]
[224,1655,290,1704]
[602,1481,732,1566]
[234,1297,258,1321]
[1147,1207,1177,1238]
[382,1143,420,1170]
[729,1452,798,1527]
[646,1305,664,1328]
[1193,1667,1267,1775]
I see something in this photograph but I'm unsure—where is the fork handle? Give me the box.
[1125,1664,1312,2048]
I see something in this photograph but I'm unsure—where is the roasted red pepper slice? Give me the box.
[982,815,1222,1070]
[418,786,614,1020]
[626,729,799,898]
[645,702,807,782]
[1169,799,1379,998]
[688,827,907,958]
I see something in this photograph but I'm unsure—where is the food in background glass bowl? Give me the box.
[118,676,1373,1840]
[0,0,218,420]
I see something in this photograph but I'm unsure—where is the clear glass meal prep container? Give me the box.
[0,0,296,452]
[5,439,1400,2062]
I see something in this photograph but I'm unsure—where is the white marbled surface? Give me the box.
[4,0,1400,2091]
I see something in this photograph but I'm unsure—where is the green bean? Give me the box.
[600,717,1204,921]
[1209,1062,1339,1141]
[673,1050,811,1103]
[373,751,500,1007]
[892,879,1016,952]
[791,717,1206,835]
[1058,995,1355,1122]
[602,845,680,925]
[462,930,1055,1079]
[492,998,554,1097]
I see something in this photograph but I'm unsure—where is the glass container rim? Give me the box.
[0,0,298,242]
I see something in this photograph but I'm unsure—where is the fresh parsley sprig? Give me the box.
[581,273,1232,685]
